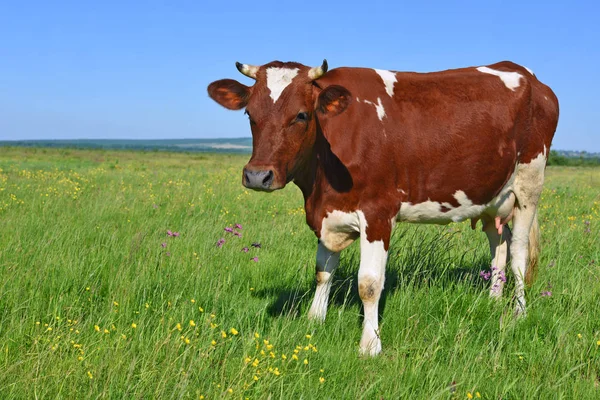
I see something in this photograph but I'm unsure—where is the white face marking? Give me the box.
[374,69,397,97]
[524,66,534,75]
[266,67,299,103]
[363,98,386,121]
[476,66,523,91]
[356,97,360,102]
[319,210,360,252]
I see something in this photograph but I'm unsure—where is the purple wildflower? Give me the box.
[152,204,158,209]
[216,238,225,248]
[251,242,261,248]
[173,232,180,237]
[498,270,507,283]
[224,227,234,233]
[242,247,249,253]
[235,223,243,230]
[233,231,242,237]
[161,242,167,248]
[166,252,171,257]
[251,257,259,262]
[584,220,590,226]
[167,230,180,237]
[541,291,552,297]
[479,270,491,281]
[167,230,173,236]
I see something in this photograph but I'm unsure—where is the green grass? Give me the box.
[0,146,599,399]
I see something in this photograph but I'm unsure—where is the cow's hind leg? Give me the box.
[357,212,390,356]
[483,219,511,299]
[510,153,547,316]
[308,241,340,322]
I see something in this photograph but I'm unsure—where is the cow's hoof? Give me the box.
[307,309,326,323]
[359,334,381,356]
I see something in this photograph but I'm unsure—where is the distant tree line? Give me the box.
[547,150,600,166]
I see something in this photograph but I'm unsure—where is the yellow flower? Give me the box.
[244,357,252,363]
[254,332,260,339]
[94,325,100,332]
[210,314,216,319]
[476,393,481,398]
[210,322,217,329]
[103,329,110,334]
[467,393,473,399]
[191,299,196,303]
[176,323,182,331]
[597,340,600,346]
[230,328,238,335]
[253,375,259,381]
[227,388,233,394]
[189,320,196,327]
[113,301,119,306]
[269,351,275,358]
[87,371,93,379]
[281,354,287,360]
[252,359,260,367]
[211,340,217,346]
[273,368,280,376]
[292,354,298,360]
[577,333,583,339]
[131,323,137,329]
[121,334,127,340]
[78,356,83,361]
[221,331,227,338]
[199,307,204,312]
[319,377,325,384]
[46,327,52,332]
[320,369,324,373]
[184,337,190,345]
[305,334,312,339]
[303,359,309,365]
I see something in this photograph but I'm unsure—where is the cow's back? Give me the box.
[316,62,558,210]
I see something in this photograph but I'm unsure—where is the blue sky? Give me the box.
[1,1,598,151]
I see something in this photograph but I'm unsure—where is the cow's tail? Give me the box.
[525,210,540,286]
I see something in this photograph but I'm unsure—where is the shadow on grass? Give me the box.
[256,227,494,320]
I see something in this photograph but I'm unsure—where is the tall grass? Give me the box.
[0,147,598,398]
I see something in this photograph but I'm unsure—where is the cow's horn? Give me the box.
[308,59,328,80]
[235,62,259,79]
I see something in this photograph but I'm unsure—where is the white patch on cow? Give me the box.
[374,69,397,97]
[356,97,360,102]
[363,98,386,121]
[476,66,523,91]
[524,66,534,75]
[319,210,360,253]
[356,211,386,356]
[266,67,299,103]
[399,190,486,224]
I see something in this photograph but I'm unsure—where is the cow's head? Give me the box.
[207,60,351,191]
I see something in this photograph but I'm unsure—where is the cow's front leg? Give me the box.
[307,241,340,322]
[357,212,391,356]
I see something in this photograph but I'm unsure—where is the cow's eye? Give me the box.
[296,112,309,122]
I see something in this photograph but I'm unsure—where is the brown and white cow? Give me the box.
[208,60,559,355]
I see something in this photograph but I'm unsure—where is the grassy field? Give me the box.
[0,147,598,399]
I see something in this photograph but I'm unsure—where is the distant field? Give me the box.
[0,146,598,399]
[0,138,253,153]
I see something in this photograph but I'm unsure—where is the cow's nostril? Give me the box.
[262,170,274,187]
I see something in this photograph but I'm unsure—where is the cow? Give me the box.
[207,59,559,356]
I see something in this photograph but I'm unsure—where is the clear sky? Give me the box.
[1,1,598,151]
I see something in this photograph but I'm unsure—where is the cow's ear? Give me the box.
[207,79,250,110]
[316,85,352,117]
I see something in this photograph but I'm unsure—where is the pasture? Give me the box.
[0,146,598,399]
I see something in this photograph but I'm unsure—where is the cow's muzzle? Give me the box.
[243,168,275,191]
